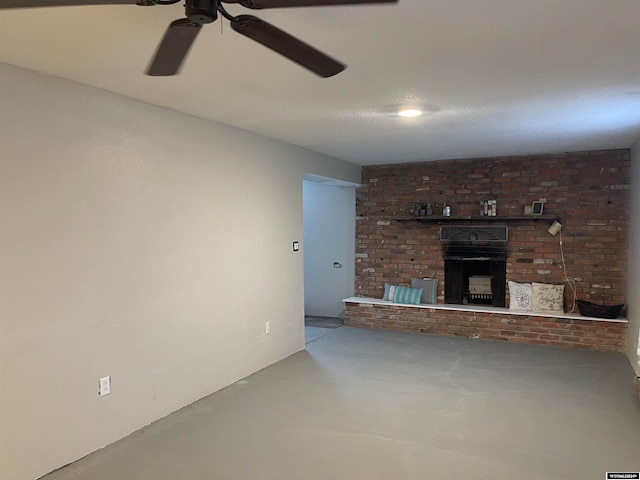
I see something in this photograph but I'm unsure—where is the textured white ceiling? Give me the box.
[1,0,639,165]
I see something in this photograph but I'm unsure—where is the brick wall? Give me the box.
[356,150,630,310]
[344,302,627,353]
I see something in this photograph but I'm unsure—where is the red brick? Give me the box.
[356,150,629,314]
[345,302,627,353]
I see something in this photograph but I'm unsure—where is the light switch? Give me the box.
[293,241,299,252]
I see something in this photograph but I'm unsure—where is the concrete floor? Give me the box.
[43,327,640,480]
[305,325,337,343]
[304,315,344,344]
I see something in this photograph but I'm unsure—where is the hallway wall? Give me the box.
[0,63,360,480]
[303,180,356,318]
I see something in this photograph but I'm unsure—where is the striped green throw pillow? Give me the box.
[390,286,423,305]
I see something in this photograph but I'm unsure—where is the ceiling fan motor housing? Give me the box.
[186,0,218,24]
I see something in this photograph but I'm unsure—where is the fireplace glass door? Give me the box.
[444,258,506,307]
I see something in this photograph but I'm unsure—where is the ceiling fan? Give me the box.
[0,0,398,77]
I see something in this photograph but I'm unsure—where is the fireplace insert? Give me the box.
[442,226,508,307]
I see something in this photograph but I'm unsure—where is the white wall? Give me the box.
[0,63,360,480]
[628,139,640,377]
[302,180,356,318]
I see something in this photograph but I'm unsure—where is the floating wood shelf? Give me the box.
[397,215,557,223]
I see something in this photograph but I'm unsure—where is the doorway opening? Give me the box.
[302,174,357,344]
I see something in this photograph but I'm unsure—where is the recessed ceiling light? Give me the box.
[397,108,423,118]
[379,104,439,118]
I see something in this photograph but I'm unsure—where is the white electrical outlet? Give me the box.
[265,321,271,334]
[98,376,111,396]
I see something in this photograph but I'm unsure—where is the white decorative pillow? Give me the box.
[508,281,532,311]
[531,283,565,314]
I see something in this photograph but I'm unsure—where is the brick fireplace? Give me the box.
[353,149,630,320]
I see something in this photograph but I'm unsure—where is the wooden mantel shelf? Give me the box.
[397,215,557,223]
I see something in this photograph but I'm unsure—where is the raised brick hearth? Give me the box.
[344,300,627,353]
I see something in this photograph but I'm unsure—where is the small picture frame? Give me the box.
[532,201,544,215]
[524,205,533,215]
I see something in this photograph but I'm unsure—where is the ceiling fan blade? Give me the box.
[0,0,141,8]
[230,15,345,78]
[221,0,396,9]
[146,19,201,76]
